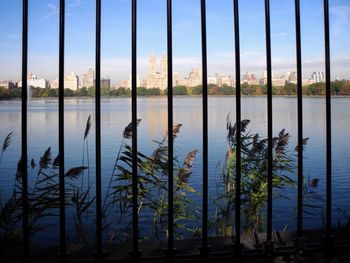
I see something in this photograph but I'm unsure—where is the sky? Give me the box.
[0,0,349,85]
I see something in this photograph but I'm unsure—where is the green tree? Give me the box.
[208,85,219,95]
[64,88,74,97]
[87,86,95,97]
[189,85,202,95]
[0,87,9,99]
[47,88,58,97]
[174,86,188,95]
[137,87,147,96]
[9,87,21,98]
[101,87,110,97]
[77,87,88,97]
[31,87,45,97]
[146,88,161,96]
[241,83,256,95]
[218,85,234,95]
[332,80,350,95]
[305,83,325,95]
[284,83,297,95]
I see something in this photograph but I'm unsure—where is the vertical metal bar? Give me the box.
[233,0,242,250]
[264,0,273,243]
[167,0,175,260]
[21,0,30,261]
[131,0,140,260]
[294,0,304,243]
[58,0,67,261]
[95,0,103,259]
[200,0,209,258]
[323,0,332,245]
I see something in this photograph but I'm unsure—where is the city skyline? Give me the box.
[1,60,334,90]
[1,0,350,84]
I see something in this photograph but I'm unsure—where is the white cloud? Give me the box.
[2,51,350,83]
[45,3,58,19]
[271,32,288,37]
[330,6,350,38]
[69,0,83,8]
[241,51,261,57]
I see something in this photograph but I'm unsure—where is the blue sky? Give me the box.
[0,0,349,85]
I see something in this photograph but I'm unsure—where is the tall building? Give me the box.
[81,68,95,88]
[311,72,325,83]
[242,72,259,85]
[64,72,79,90]
[49,73,78,90]
[145,54,167,90]
[50,79,59,89]
[161,54,167,77]
[18,74,47,89]
[0,80,15,89]
[208,73,233,86]
[148,54,157,75]
[287,71,297,83]
[127,74,142,88]
[186,68,201,87]
[101,77,111,89]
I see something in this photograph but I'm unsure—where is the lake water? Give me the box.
[0,96,349,244]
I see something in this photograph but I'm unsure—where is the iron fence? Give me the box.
[17,0,348,262]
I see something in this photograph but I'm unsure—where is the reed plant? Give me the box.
[103,120,199,242]
[212,116,323,236]
[0,114,326,258]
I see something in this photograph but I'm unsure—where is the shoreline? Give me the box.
[2,94,350,101]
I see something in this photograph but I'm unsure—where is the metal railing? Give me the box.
[18,0,345,262]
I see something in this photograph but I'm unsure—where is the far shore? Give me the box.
[2,94,350,101]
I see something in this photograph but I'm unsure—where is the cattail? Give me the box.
[275,132,290,154]
[1,131,13,153]
[309,178,319,188]
[65,166,87,180]
[295,137,309,152]
[31,158,35,169]
[172,123,182,138]
[84,115,92,140]
[240,119,250,132]
[40,147,52,169]
[123,119,141,139]
[16,158,23,181]
[178,150,198,188]
[53,154,59,168]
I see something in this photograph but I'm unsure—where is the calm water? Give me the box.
[0,96,349,243]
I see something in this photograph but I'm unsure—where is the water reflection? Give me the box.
[0,96,349,234]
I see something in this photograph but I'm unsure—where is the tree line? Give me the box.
[1,80,350,99]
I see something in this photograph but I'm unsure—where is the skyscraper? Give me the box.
[161,55,167,77]
[148,54,157,75]
[311,72,325,83]
[64,72,79,90]
[145,54,167,90]
[81,68,95,88]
